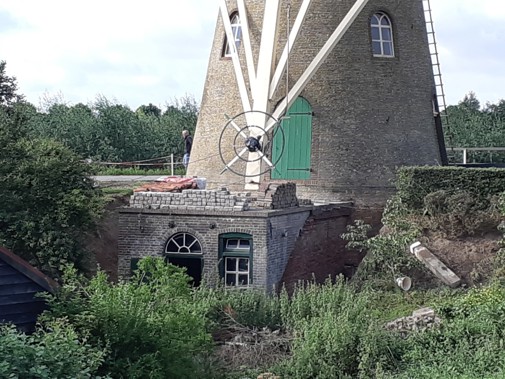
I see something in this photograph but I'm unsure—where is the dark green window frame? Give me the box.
[219,233,253,286]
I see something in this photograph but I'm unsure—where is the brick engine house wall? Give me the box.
[118,208,314,290]
[118,204,368,291]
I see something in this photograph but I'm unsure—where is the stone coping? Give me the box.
[119,202,353,218]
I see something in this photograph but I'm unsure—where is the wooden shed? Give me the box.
[0,246,59,332]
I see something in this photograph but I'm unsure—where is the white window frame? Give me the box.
[224,256,250,287]
[224,13,242,57]
[165,232,202,255]
[220,233,252,287]
[371,12,394,58]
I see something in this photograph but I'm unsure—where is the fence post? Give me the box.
[170,154,174,176]
[462,148,467,164]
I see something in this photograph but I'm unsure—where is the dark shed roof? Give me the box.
[0,246,59,332]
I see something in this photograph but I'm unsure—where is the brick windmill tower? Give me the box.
[187,0,446,204]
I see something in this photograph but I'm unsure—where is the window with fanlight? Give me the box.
[219,233,252,287]
[164,232,203,285]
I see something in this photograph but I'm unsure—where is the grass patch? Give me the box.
[95,166,185,176]
[101,187,134,197]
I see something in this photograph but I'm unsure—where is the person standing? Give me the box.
[182,130,192,171]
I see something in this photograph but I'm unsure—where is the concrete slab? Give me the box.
[410,242,461,288]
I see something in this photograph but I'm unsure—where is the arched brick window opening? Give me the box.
[165,232,203,286]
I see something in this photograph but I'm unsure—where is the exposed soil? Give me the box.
[424,231,502,285]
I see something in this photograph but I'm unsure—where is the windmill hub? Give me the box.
[245,136,262,152]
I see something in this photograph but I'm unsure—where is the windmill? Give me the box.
[188,0,446,203]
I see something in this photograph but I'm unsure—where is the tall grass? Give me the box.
[38,258,505,378]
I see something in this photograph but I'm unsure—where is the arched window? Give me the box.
[371,12,394,57]
[223,13,242,57]
[165,232,202,255]
[165,232,203,285]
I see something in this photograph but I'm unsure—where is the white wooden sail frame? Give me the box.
[219,0,371,189]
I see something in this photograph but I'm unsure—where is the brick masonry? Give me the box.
[119,206,312,290]
[281,205,362,290]
[130,188,251,211]
[117,186,364,290]
[187,0,444,205]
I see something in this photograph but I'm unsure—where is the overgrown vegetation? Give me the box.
[342,166,505,289]
[0,321,108,378]
[1,257,498,378]
[42,259,215,379]
[0,105,103,277]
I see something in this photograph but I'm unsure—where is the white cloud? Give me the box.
[0,0,503,109]
[0,0,217,109]
[431,0,505,105]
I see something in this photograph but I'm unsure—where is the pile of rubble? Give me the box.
[255,182,299,209]
[129,188,251,211]
[385,307,441,338]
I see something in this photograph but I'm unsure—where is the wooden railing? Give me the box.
[90,154,184,175]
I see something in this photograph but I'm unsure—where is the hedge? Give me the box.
[395,166,505,209]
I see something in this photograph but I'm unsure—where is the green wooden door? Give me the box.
[271,97,312,179]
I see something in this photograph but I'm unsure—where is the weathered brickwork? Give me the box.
[255,182,299,209]
[281,206,363,290]
[118,206,312,290]
[188,0,444,205]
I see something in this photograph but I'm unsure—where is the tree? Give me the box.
[444,93,505,163]
[136,103,162,117]
[0,321,107,378]
[24,94,200,163]
[0,60,24,106]
[458,91,481,113]
[0,105,103,277]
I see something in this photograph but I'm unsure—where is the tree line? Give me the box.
[445,92,505,163]
[1,61,198,164]
[25,95,198,163]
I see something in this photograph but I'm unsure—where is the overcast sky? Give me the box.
[0,0,503,110]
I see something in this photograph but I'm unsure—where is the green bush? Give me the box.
[384,282,505,378]
[396,166,505,210]
[421,190,502,237]
[0,320,107,379]
[0,107,103,277]
[272,279,403,379]
[43,259,215,379]
[342,216,422,289]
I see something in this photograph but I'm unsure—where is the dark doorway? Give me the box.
[166,256,203,286]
